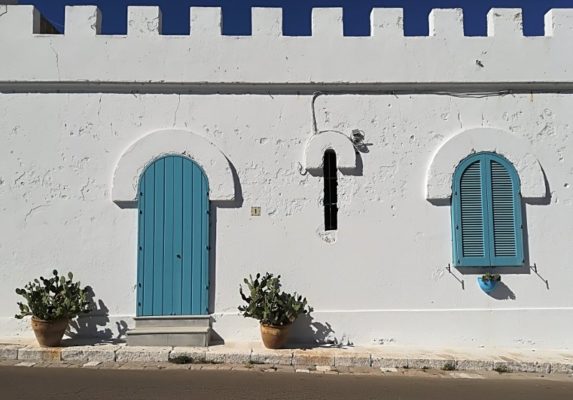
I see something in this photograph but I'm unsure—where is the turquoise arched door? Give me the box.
[137,156,210,316]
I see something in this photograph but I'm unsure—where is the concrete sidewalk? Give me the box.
[1,339,573,375]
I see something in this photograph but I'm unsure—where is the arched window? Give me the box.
[452,152,524,267]
[323,149,338,231]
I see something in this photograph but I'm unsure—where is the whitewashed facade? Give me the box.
[1,5,572,349]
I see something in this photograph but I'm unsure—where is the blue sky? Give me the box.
[20,1,573,36]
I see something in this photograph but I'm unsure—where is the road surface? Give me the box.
[1,366,572,400]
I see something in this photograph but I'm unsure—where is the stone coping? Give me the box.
[1,342,573,374]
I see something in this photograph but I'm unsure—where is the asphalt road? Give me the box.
[1,367,573,400]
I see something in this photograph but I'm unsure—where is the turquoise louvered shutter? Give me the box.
[452,153,524,267]
[486,157,524,266]
[137,156,210,316]
[452,157,490,267]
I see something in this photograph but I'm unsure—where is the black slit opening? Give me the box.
[323,150,338,231]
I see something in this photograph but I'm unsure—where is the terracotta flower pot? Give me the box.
[260,323,291,349]
[31,317,69,347]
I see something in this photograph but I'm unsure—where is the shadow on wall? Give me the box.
[65,286,128,345]
[287,314,351,348]
[209,160,243,315]
[487,282,517,301]
[307,152,364,178]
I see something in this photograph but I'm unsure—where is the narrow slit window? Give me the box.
[323,150,338,231]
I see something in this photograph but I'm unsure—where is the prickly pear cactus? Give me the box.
[15,270,91,321]
[238,273,312,326]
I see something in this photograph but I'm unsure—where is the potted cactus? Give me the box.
[477,272,501,294]
[239,273,312,349]
[15,270,91,347]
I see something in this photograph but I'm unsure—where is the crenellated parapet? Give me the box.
[1,5,573,88]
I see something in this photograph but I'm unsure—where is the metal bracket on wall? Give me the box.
[530,263,550,290]
[445,264,465,290]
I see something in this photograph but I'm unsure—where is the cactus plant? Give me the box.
[15,270,91,321]
[238,273,312,327]
[481,272,501,282]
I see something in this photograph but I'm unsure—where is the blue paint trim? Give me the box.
[136,174,145,316]
[142,164,156,316]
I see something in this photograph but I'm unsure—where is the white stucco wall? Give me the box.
[1,6,573,349]
[1,92,572,348]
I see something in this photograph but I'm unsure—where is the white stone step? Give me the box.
[127,326,210,347]
[134,315,211,329]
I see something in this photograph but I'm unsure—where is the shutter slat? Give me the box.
[460,161,485,258]
[490,160,517,257]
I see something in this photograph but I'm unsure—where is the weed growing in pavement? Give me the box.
[493,365,510,374]
[169,356,194,365]
[442,362,456,371]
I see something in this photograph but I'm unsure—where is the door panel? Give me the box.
[137,156,210,316]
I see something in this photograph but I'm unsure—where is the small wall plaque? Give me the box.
[251,207,261,217]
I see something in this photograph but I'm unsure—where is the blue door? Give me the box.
[137,156,210,316]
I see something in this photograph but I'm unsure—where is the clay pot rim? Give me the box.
[31,316,70,323]
[260,323,291,329]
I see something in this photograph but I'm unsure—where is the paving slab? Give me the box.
[116,346,171,363]
[408,358,455,370]
[334,352,371,368]
[0,345,19,360]
[18,347,61,362]
[61,345,118,362]
[250,348,293,366]
[552,363,573,374]
[292,349,335,367]
[170,347,207,363]
[205,345,251,364]
[454,359,492,371]
[371,357,409,369]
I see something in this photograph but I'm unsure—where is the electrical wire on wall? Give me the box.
[311,91,324,136]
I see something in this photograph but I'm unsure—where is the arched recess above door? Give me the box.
[303,130,357,175]
[112,129,235,208]
[426,128,547,203]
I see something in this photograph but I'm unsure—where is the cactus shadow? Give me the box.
[286,314,348,349]
[63,286,128,346]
